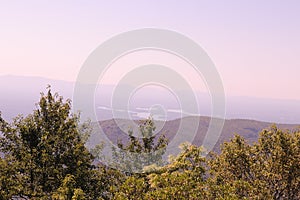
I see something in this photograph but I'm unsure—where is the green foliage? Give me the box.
[113,143,207,199]
[0,155,23,199]
[95,165,126,200]
[207,127,300,199]
[145,143,207,199]
[111,118,168,174]
[253,126,300,199]
[207,135,264,199]
[113,176,148,200]
[0,88,99,199]
[52,174,86,200]
[112,127,300,199]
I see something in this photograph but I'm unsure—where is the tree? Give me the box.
[52,174,85,200]
[0,155,24,199]
[111,118,168,174]
[207,135,265,199]
[93,165,126,200]
[207,127,300,199]
[0,88,97,198]
[113,176,148,200]
[145,143,207,200]
[253,126,300,199]
[107,118,168,199]
[113,143,207,200]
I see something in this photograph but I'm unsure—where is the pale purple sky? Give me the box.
[0,0,300,99]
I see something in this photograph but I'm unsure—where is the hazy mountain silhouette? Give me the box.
[1,75,300,124]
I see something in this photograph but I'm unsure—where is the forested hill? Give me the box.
[90,117,299,153]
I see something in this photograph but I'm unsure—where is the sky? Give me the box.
[0,0,300,100]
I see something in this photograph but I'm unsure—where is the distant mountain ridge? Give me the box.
[1,75,300,124]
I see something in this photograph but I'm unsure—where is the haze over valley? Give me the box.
[1,75,300,124]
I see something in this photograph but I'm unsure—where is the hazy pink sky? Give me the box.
[0,0,300,100]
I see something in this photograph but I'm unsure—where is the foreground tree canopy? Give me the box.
[0,89,299,199]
